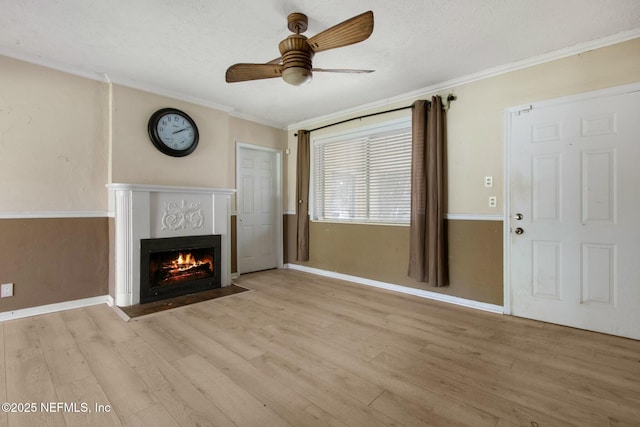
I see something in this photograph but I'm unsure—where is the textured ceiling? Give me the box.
[1,0,639,128]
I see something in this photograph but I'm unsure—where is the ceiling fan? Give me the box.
[225,10,374,86]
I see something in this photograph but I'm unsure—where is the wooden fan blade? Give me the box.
[307,11,373,53]
[312,68,374,73]
[225,63,283,83]
[267,57,283,64]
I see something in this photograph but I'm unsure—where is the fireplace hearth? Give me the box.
[140,234,221,303]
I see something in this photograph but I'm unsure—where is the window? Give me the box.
[311,118,412,224]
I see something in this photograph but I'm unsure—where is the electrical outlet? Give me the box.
[1,283,13,298]
[484,176,493,188]
[489,196,497,208]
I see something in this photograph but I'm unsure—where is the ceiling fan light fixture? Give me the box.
[282,67,313,86]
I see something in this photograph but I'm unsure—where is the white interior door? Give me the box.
[237,145,281,274]
[507,85,640,340]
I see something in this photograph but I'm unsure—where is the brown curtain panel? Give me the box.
[296,130,310,261]
[408,97,448,285]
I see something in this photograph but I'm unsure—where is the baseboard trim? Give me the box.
[0,295,112,322]
[285,264,504,315]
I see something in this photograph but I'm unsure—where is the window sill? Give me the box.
[311,219,409,227]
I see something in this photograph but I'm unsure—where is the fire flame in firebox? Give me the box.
[171,253,206,271]
[152,249,214,287]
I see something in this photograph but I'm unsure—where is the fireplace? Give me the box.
[140,234,221,303]
[107,183,234,307]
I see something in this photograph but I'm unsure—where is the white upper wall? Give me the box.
[0,55,109,213]
[110,84,231,188]
[0,56,287,214]
[285,38,640,214]
[1,38,639,216]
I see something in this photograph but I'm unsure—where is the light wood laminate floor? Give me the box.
[1,269,639,426]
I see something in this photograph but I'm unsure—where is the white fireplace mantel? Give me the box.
[107,183,236,307]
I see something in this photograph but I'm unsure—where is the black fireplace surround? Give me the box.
[140,234,221,304]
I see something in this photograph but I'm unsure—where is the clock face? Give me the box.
[148,108,199,157]
[156,112,195,149]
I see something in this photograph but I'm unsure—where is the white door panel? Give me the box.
[508,86,640,340]
[237,146,280,274]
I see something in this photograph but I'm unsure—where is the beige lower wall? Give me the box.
[0,217,109,312]
[0,214,502,310]
[284,215,503,305]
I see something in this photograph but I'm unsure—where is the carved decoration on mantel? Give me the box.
[161,200,205,231]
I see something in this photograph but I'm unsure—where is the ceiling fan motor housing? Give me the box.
[279,34,314,85]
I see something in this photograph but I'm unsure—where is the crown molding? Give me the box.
[227,108,286,130]
[287,29,640,131]
[0,44,285,129]
[3,27,638,132]
[0,44,109,82]
[104,74,286,129]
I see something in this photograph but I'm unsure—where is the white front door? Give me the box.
[507,85,640,340]
[237,145,281,274]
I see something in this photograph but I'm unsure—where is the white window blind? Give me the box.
[312,120,412,224]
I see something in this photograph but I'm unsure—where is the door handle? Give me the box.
[514,213,523,220]
[514,227,524,235]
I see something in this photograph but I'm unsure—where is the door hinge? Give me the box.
[515,105,533,115]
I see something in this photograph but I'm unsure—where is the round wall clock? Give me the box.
[147,108,199,157]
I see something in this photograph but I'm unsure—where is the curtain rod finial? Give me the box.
[444,93,457,111]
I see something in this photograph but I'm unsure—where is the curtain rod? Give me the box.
[295,94,456,136]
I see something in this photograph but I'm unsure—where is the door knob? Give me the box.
[514,227,524,235]
[514,213,523,220]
